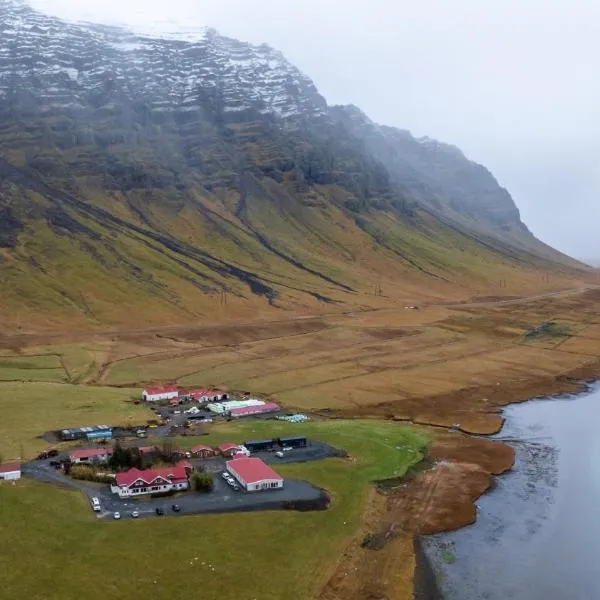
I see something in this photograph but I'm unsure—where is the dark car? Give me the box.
[155,507,164,516]
[171,504,181,512]
[49,460,61,469]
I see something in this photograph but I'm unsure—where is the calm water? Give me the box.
[425,384,600,600]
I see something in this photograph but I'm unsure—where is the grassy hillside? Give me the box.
[0,154,590,333]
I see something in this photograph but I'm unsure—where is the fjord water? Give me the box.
[425,384,600,600]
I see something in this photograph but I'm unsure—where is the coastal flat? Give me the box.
[1,285,600,599]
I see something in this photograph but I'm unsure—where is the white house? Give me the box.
[226,457,284,492]
[142,385,179,402]
[69,448,112,464]
[111,463,191,498]
[0,463,21,481]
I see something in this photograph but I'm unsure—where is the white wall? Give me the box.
[0,471,21,481]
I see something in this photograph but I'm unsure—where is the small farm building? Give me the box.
[0,463,21,481]
[226,457,284,492]
[278,436,308,449]
[244,439,277,452]
[61,425,112,441]
[185,389,228,402]
[190,444,216,458]
[207,399,264,415]
[218,443,242,457]
[69,447,113,464]
[142,386,179,402]
[230,402,280,418]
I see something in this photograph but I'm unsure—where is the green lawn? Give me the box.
[0,419,427,600]
[0,382,152,459]
[0,355,67,383]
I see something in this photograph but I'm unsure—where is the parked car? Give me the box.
[113,512,121,520]
[49,460,61,469]
[155,507,164,516]
[91,497,101,512]
[231,483,240,491]
[131,510,140,518]
[221,472,232,480]
[282,446,293,453]
[275,451,284,458]
[171,504,181,512]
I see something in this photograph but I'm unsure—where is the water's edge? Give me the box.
[413,535,443,600]
[412,380,598,599]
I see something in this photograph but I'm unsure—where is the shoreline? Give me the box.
[414,376,600,600]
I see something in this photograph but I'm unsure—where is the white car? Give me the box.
[275,451,284,458]
[91,497,101,512]
[221,472,232,481]
[131,510,140,518]
[113,512,121,520]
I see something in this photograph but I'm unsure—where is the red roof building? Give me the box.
[226,457,284,492]
[112,462,190,498]
[185,388,228,402]
[69,447,112,463]
[190,444,216,458]
[0,462,21,480]
[217,443,241,457]
[230,402,280,418]
[142,385,179,402]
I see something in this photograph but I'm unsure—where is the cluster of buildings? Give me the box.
[64,437,299,497]
[141,384,281,419]
[142,386,228,403]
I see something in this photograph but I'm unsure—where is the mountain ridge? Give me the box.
[0,0,589,332]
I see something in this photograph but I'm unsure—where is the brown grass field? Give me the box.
[1,284,600,599]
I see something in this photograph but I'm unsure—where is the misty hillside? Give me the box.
[0,0,587,331]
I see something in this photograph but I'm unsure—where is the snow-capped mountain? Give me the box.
[0,0,327,118]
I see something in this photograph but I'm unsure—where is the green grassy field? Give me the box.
[1,419,427,600]
[0,382,152,459]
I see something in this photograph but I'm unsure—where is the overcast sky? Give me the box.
[29,0,600,260]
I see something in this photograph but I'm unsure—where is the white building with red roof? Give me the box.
[0,462,21,481]
[142,385,179,402]
[69,447,112,464]
[226,457,284,492]
[110,462,191,498]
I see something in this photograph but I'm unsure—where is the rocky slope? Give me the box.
[0,0,587,331]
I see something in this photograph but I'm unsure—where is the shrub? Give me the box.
[192,471,214,493]
[70,465,114,484]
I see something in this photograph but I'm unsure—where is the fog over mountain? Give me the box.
[27,0,600,260]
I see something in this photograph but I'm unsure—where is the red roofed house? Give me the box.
[69,447,112,464]
[142,385,179,402]
[0,463,21,481]
[111,462,190,498]
[190,444,216,459]
[186,389,228,403]
[226,457,284,492]
[218,443,242,457]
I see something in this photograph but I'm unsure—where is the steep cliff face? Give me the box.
[330,105,529,238]
[0,1,587,331]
